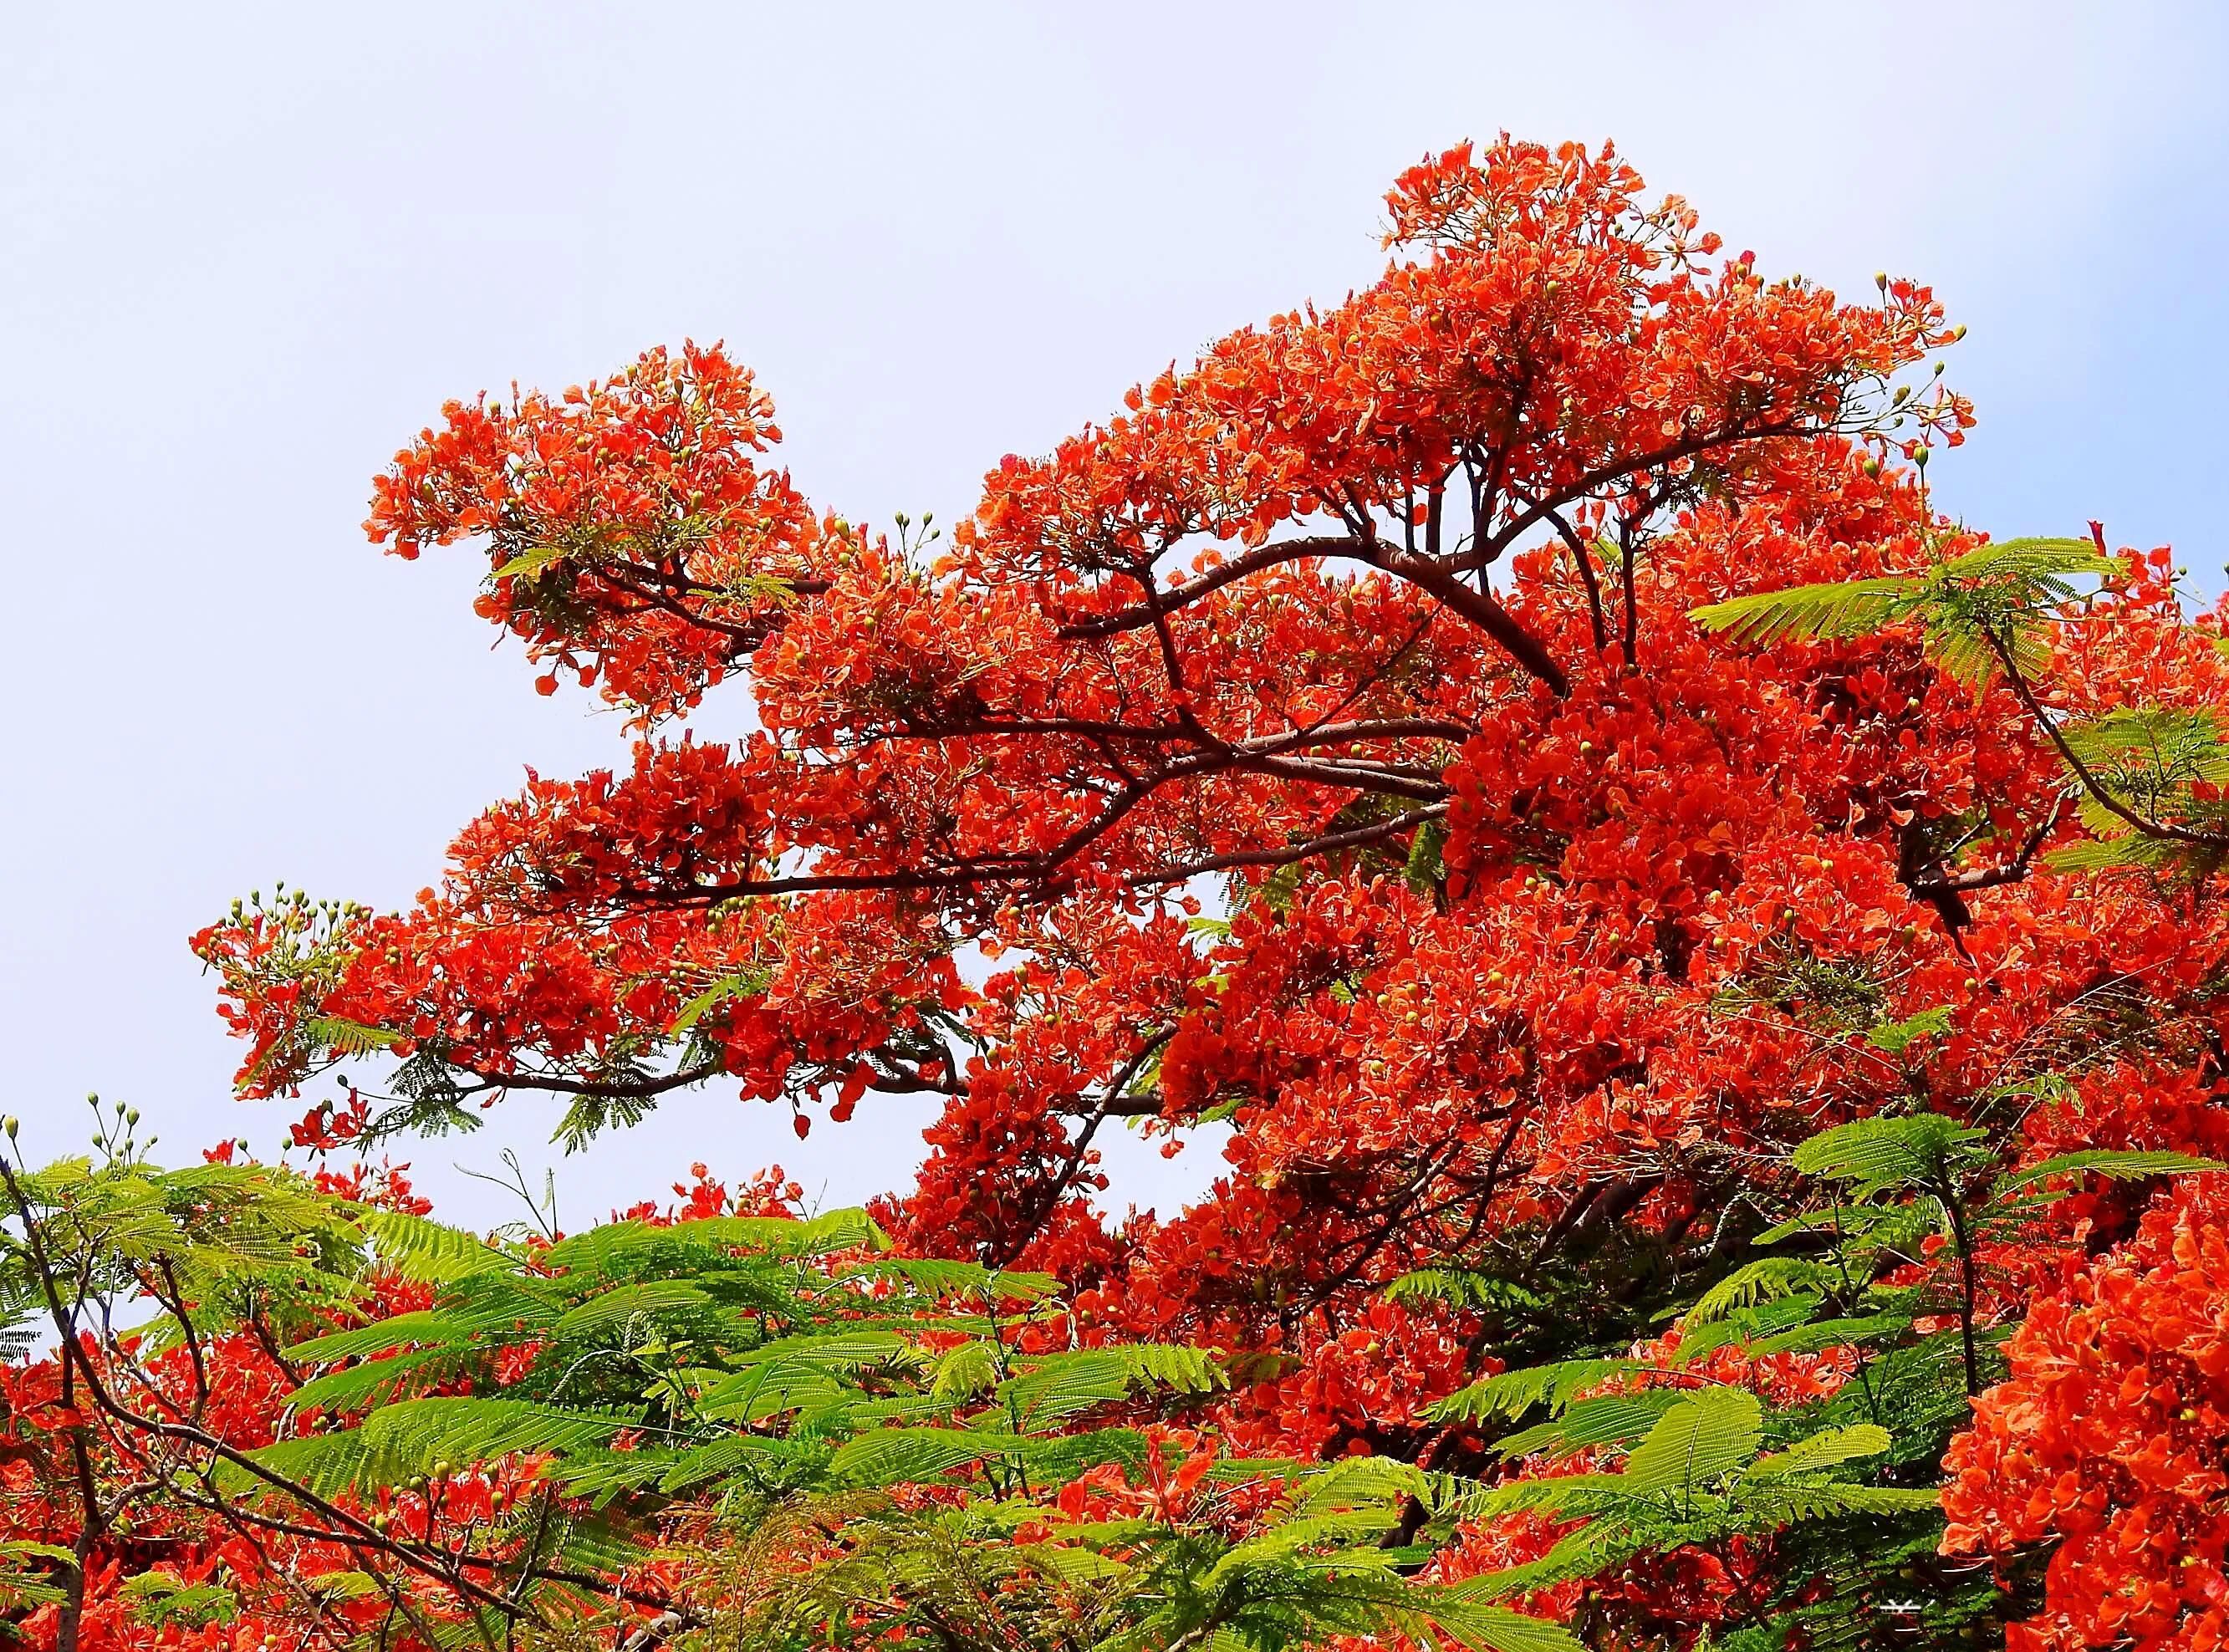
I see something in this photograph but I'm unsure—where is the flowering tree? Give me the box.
[7,137,2226,1648]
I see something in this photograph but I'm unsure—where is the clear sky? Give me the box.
[4,2,2225,1231]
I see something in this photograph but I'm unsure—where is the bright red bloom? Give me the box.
[160,136,2229,1647]
[1946,1178,2229,1652]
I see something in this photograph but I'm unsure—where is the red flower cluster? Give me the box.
[1946,1178,2229,1651]
[161,136,2229,1644]
[366,340,840,722]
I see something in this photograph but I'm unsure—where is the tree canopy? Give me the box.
[5,137,2227,1652]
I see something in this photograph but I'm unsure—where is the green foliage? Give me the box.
[1863,1004,1953,1053]
[1425,1358,1647,1426]
[1789,1113,1987,1194]
[1379,1083,2224,1646]
[1489,1390,1686,1460]
[1687,575,1915,650]
[2048,705,2229,873]
[1382,1267,1547,1313]
[120,1572,238,1630]
[667,968,775,1036]
[702,1476,1585,1652]
[1694,536,2229,875]
[1444,1387,1929,1609]
[1992,1147,2223,1195]
[0,1543,74,1614]
[1404,815,1450,896]
[1680,1256,1835,1325]
[0,1152,370,1351]
[1619,1386,1762,1492]
[0,1137,1611,1652]
[8,1080,2206,1652]
[1690,537,2111,686]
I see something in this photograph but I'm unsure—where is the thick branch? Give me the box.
[1368,543,1569,696]
[1129,805,1446,886]
[1054,537,1363,639]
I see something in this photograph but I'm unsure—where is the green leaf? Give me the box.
[1739,1313,1908,1359]
[285,1308,472,1364]
[246,1398,635,1496]
[1620,1387,1762,1495]
[303,1570,382,1601]
[667,968,772,1036]
[828,1426,1029,1487]
[2043,833,2189,873]
[285,1349,441,1413]
[303,1015,404,1053]
[995,1343,1226,1426]
[491,543,571,583]
[120,1573,238,1630]
[0,1543,77,1570]
[1382,1268,1546,1312]
[838,1257,1058,1303]
[538,1207,883,1275]
[1690,578,1915,648]
[1424,1599,1588,1652]
[652,1432,814,1494]
[696,1330,906,1421]
[1992,1150,2224,1199]
[1000,1350,1139,1423]
[1405,817,1449,895]
[360,1209,511,1282]
[1865,1005,1953,1053]
[1696,538,2116,692]
[551,1279,714,1339]
[1745,1483,1944,1518]
[358,1396,634,1482]
[1280,1455,1444,1519]
[1422,1358,1644,1425]
[1446,1527,1624,1605]
[1935,537,2114,582]
[1744,1422,1890,1480]
[1681,1257,1834,1327]
[1792,1114,1986,1191]
[1492,1390,1685,1461]
[1017,1543,1135,1583]
[931,1339,999,1403]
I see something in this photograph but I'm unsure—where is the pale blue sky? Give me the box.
[4,3,2224,1230]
